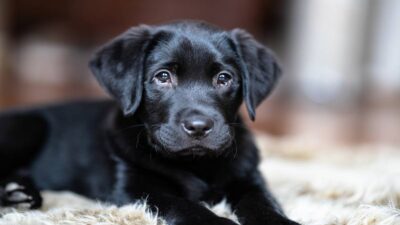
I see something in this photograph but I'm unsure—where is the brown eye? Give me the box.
[154,70,172,84]
[216,72,232,86]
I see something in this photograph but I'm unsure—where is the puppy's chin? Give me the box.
[175,146,221,157]
[153,145,228,159]
[147,128,233,158]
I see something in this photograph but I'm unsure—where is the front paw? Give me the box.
[0,182,42,209]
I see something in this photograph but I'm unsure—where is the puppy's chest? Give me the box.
[174,172,227,202]
[160,164,231,202]
[118,162,228,203]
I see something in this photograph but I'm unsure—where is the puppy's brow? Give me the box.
[209,62,223,73]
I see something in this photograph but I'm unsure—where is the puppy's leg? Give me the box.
[0,175,42,209]
[137,193,238,225]
[227,172,300,225]
[0,112,46,209]
[0,112,48,178]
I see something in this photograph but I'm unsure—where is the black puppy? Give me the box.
[0,21,299,225]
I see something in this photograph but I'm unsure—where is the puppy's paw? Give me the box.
[0,182,42,209]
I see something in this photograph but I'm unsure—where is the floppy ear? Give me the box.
[230,29,282,121]
[89,25,152,116]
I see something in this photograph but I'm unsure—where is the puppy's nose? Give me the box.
[182,117,213,138]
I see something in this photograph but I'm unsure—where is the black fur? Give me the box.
[0,21,299,225]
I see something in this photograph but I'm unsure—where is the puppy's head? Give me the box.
[90,21,281,157]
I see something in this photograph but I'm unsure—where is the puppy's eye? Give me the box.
[153,70,172,84]
[215,72,232,87]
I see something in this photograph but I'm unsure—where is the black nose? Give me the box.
[182,117,214,138]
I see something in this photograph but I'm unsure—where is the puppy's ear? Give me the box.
[89,25,152,116]
[230,29,282,121]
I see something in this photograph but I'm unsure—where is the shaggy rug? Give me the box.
[0,136,399,225]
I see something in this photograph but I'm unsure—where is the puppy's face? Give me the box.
[142,32,242,156]
[90,21,281,157]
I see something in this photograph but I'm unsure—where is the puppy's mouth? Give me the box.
[148,125,233,157]
[152,136,224,157]
[177,146,212,156]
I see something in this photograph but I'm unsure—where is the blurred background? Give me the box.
[0,0,399,146]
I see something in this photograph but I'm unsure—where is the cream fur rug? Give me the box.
[0,136,399,225]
